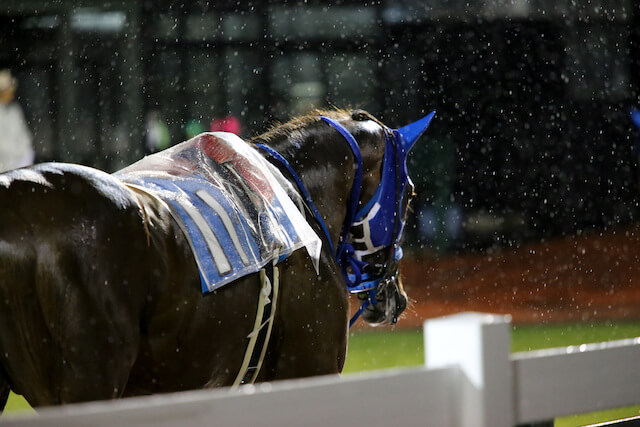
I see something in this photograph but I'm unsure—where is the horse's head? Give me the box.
[254,108,434,327]
[331,110,433,326]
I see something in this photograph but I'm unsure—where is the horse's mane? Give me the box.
[251,108,380,146]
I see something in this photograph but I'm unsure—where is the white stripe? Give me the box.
[176,198,232,275]
[360,218,381,254]
[353,203,381,226]
[195,189,252,266]
[232,265,279,388]
[249,264,279,384]
[352,203,385,258]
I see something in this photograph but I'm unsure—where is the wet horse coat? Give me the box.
[0,110,410,410]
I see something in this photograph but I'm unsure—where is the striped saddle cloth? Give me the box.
[115,132,321,293]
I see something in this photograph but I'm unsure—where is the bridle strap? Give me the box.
[254,143,336,255]
[255,117,370,328]
[319,117,363,261]
[256,117,364,261]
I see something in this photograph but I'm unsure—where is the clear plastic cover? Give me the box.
[115,132,321,292]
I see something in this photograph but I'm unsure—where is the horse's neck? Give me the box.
[271,136,355,247]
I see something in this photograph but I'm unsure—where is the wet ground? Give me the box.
[356,224,640,328]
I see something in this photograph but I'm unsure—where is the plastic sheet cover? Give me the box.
[115,132,321,293]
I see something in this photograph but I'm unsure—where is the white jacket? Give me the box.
[0,102,34,172]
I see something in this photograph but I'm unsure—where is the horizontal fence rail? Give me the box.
[5,312,640,427]
[513,338,640,424]
[4,368,457,427]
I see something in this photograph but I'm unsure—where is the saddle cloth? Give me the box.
[115,132,321,293]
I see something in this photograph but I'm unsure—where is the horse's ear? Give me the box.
[397,111,436,152]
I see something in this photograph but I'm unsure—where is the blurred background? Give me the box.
[2,0,640,323]
[4,1,640,422]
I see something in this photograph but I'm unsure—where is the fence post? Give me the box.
[424,312,514,427]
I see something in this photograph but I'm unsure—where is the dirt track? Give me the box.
[354,224,640,328]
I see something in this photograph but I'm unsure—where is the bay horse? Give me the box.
[0,108,433,411]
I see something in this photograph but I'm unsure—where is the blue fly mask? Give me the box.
[323,113,436,293]
[256,112,434,325]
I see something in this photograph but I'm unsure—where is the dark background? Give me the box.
[2,0,639,253]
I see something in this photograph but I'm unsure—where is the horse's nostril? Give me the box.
[396,292,407,315]
[400,295,407,311]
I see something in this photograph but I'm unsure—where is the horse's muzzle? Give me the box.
[358,275,408,326]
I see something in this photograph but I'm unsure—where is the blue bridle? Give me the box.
[256,112,435,326]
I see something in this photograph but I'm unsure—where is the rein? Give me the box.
[255,117,362,262]
[254,143,337,255]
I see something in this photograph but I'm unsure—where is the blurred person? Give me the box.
[145,109,170,153]
[210,115,241,136]
[185,119,205,139]
[631,109,640,153]
[0,69,34,172]
[631,109,640,188]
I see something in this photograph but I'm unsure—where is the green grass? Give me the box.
[4,393,31,414]
[511,322,640,352]
[343,329,424,373]
[5,322,640,426]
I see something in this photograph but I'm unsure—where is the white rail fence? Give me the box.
[5,312,640,426]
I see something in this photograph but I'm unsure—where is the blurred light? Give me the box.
[22,15,59,29]
[71,9,126,34]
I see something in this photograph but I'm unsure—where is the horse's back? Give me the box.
[0,163,152,406]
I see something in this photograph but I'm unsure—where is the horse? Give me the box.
[0,108,433,412]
